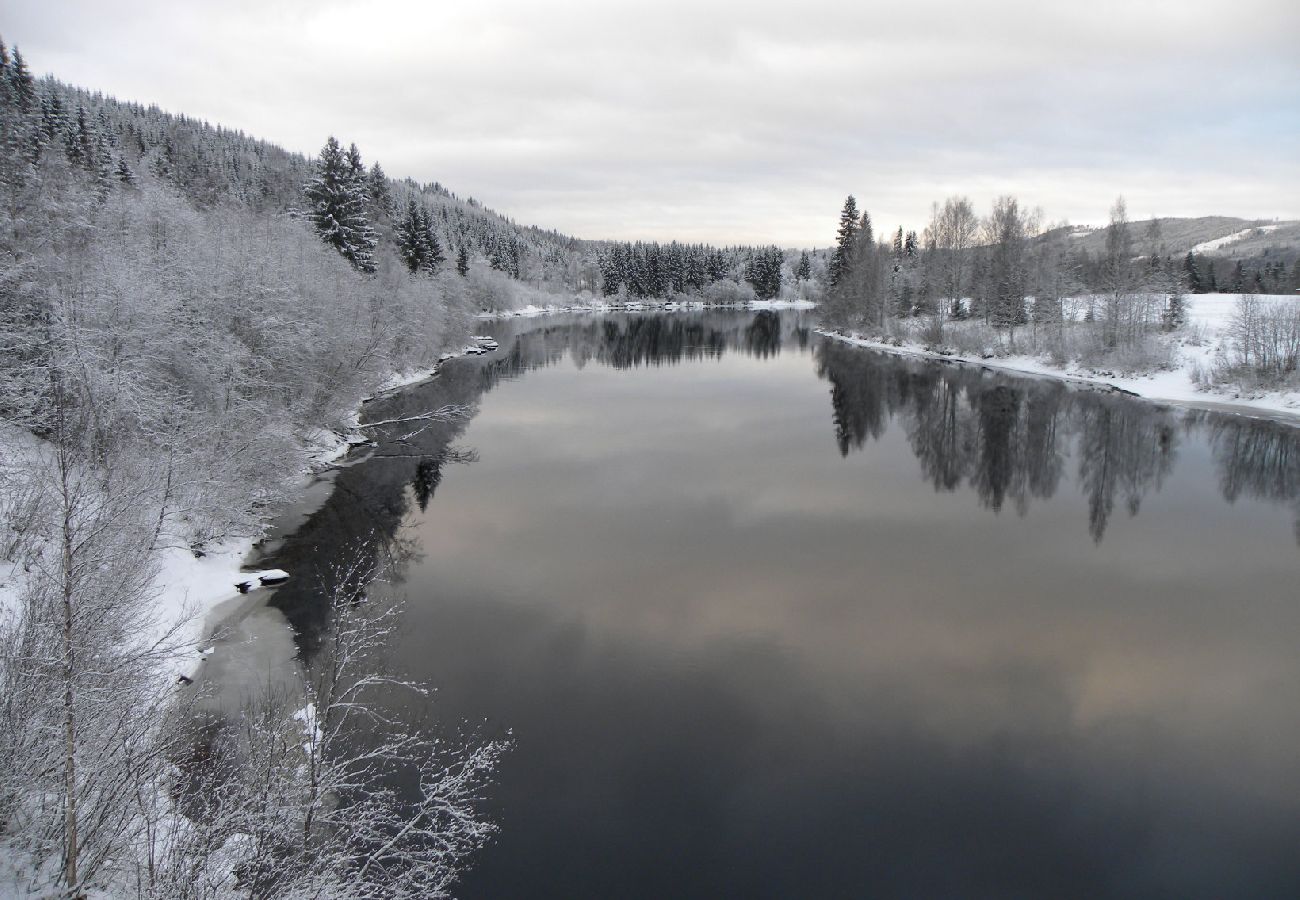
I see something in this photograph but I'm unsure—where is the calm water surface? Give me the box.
[261,311,1300,899]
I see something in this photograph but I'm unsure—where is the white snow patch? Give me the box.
[1190,224,1279,254]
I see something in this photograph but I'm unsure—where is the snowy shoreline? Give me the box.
[816,293,1300,427]
[816,328,1300,426]
[476,297,817,320]
[145,348,474,681]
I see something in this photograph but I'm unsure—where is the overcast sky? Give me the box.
[8,0,1299,245]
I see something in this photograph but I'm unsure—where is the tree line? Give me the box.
[822,193,1299,344]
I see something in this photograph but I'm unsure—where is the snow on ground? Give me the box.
[371,342,485,395]
[820,293,1300,425]
[748,298,817,310]
[1189,224,1279,254]
[0,349,469,687]
[477,296,815,319]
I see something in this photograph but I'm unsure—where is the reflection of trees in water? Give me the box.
[260,359,485,660]
[265,312,1300,660]
[484,311,813,384]
[744,311,783,358]
[815,341,1196,542]
[413,457,442,512]
[814,345,895,454]
[1076,404,1176,543]
[264,312,809,659]
[1193,412,1300,543]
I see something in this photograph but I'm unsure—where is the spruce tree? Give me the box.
[366,161,391,215]
[1163,291,1187,330]
[7,46,34,111]
[1183,252,1203,294]
[744,246,783,300]
[1230,260,1246,292]
[418,205,444,273]
[345,142,365,182]
[396,199,425,273]
[796,251,811,281]
[304,136,377,273]
[114,155,136,185]
[456,244,470,277]
[829,195,859,288]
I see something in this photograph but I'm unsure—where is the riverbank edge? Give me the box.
[816,327,1300,427]
[475,297,818,320]
[153,347,477,682]
[477,297,1300,425]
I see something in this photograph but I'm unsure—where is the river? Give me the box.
[225,310,1300,898]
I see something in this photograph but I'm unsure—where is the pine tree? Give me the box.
[744,246,783,300]
[795,251,811,281]
[114,155,136,185]
[456,244,470,277]
[396,199,425,273]
[1183,252,1203,294]
[1230,260,1246,292]
[345,142,365,182]
[904,230,919,259]
[1163,291,1186,330]
[304,136,377,273]
[418,206,444,273]
[64,105,91,168]
[829,195,859,288]
[7,46,34,111]
[366,161,391,215]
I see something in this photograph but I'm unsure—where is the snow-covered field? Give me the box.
[820,293,1300,424]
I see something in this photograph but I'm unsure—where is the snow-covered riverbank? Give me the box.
[819,293,1300,425]
[0,347,478,689]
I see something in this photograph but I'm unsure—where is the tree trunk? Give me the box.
[60,451,80,895]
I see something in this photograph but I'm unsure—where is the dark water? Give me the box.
[262,311,1300,899]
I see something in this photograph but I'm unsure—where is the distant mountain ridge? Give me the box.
[1049,216,1300,259]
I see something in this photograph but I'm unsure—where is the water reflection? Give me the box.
[815,342,1192,541]
[1196,411,1300,543]
[260,311,1299,663]
[242,311,1300,899]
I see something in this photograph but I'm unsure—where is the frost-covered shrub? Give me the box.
[702,279,757,305]
[1220,294,1300,387]
[918,316,946,349]
[946,321,1001,357]
[1073,330,1177,375]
